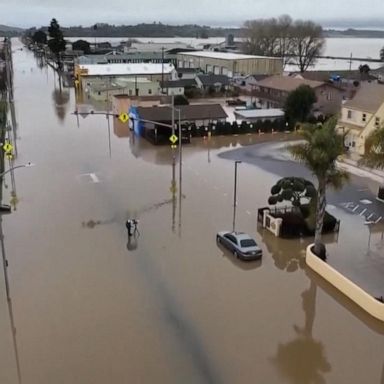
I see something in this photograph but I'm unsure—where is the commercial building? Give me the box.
[75,63,177,90]
[176,51,283,77]
[337,83,384,154]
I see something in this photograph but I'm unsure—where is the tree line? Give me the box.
[243,15,325,72]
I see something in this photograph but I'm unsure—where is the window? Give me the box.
[148,89,152,94]
[375,117,380,127]
[362,113,366,122]
[347,110,352,119]
[224,234,237,244]
[240,239,256,248]
[326,92,332,101]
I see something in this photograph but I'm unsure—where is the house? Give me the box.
[176,51,283,77]
[254,75,344,115]
[337,83,384,154]
[159,79,197,96]
[195,74,230,92]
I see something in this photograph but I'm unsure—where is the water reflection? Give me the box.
[52,86,69,122]
[216,241,262,271]
[257,226,340,273]
[272,279,331,384]
[0,215,22,384]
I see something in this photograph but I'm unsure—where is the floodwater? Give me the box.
[0,38,384,384]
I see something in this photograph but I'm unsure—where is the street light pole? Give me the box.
[232,160,242,232]
[0,163,35,179]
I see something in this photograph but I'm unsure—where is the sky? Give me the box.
[1,0,384,28]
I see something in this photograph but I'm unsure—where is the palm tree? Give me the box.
[288,117,349,257]
[359,126,384,169]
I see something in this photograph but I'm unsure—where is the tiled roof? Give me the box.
[257,75,324,92]
[137,104,228,121]
[343,82,384,113]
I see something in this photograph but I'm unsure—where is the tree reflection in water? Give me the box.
[52,75,69,122]
[272,279,331,384]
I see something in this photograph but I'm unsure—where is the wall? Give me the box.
[262,210,283,237]
[306,245,384,321]
[314,84,343,115]
[176,54,283,77]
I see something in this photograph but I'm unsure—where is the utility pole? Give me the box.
[232,160,242,232]
[161,47,164,94]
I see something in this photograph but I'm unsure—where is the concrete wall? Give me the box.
[262,210,283,237]
[306,245,384,321]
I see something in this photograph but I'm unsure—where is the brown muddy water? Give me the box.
[0,39,383,384]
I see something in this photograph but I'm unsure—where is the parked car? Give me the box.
[216,231,262,261]
[226,98,246,106]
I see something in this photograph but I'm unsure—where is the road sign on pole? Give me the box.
[169,134,178,145]
[118,113,129,123]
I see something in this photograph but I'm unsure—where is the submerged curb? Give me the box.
[306,244,384,322]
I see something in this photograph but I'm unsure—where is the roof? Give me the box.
[177,50,280,61]
[77,63,175,76]
[343,82,384,113]
[234,108,284,119]
[160,79,197,88]
[197,74,230,86]
[257,75,324,92]
[136,104,228,121]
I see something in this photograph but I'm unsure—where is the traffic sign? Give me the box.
[170,144,177,149]
[118,113,129,123]
[2,142,13,154]
[169,134,178,144]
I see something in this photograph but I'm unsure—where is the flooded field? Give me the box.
[0,38,384,384]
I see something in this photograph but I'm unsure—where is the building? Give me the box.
[337,83,384,154]
[76,51,178,66]
[254,75,344,115]
[195,74,230,92]
[234,108,285,123]
[176,51,283,77]
[159,79,197,96]
[112,95,171,137]
[88,78,161,101]
[75,62,177,91]
[130,104,227,140]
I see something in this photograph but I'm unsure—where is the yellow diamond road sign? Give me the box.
[118,113,129,123]
[3,142,13,154]
[169,134,178,144]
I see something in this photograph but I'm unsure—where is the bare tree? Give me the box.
[243,16,324,71]
[290,20,325,73]
[243,17,280,57]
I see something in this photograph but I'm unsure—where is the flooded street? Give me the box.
[1,39,384,384]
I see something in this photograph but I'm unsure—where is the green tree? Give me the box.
[284,85,317,127]
[32,30,47,45]
[359,126,384,169]
[72,39,91,54]
[268,177,316,207]
[288,117,349,257]
[47,18,66,67]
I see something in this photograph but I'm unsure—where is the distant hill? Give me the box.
[324,28,384,38]
[0,24,23,37]
[26,23,242,38]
